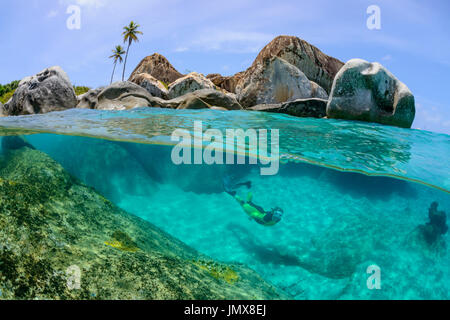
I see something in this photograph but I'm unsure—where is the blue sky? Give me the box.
[0,0,449,134]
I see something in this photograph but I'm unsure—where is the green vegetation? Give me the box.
[192,259,239,284]
[73,86,90,96]
[121,21,143,81]
[159,80,169,90]
[104,230,140,253]
[109,45,126,84]
[0,80,19,104]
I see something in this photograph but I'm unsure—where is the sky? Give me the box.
[0,0,449,134]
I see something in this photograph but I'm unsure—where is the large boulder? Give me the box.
[76,83,240,111]
[3,66,77,115]
[206,72,244,94]
[76,87,104,109]
[168,72,216,99]
[326,59,416,128]
[236,57,315,108]
[129,53,183,85]
[310,81,328,99]
[92,81,165,110]
[248,35,344,93]
[250,98,327,118]
[129,73,169,99]
[175,89,242,110]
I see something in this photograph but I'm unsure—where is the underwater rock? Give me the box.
[418,202,448,246]
[239,35,344,94]
[236,57,314,108]
[129,53,183,85]
[228,209,386,280]
[249,98,327,118]
[1,136,35,151]
[327,59,416,128]
[0,146,288,300]
[119,143,252,194]
[3,66,78,116]
[168,72,216,99]
[129,73,169,99]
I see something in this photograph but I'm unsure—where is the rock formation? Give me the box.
[246,35,344,93]
[3,66,78,115]
[129,53,183,85]
[326,59,416,128]
[0,143,288,299]
[207,72,244,94]
[129,73,169,99]
[168,72,216,99]
[250,98,327,118]
[76,83,241,111]
[236,57,315,108]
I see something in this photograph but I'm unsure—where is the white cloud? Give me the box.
[174,47,189,53]
[47,10,58,18]
[59,0,107,8]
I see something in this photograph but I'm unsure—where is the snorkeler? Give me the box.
[223,177,284,227]
[420,201,448,245]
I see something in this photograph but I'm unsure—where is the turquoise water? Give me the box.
[0,108,449,299]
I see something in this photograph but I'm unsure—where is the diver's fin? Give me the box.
[247,192,253,202]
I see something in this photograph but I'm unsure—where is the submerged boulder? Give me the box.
[129,73,169,99]
[3,66,77,115]
[129,53,183,85]
[168,72,216,99]
[250,98,327,118]
[326,59,415,128]
[236,57,314,108]
[0,145,288,300]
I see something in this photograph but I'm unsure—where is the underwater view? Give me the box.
[1,0,450,307]
[0,108,448,300]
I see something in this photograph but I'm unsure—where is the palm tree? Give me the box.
[121,21,143,81]
[109,45,126,84]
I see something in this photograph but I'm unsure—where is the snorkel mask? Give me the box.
[271,207,284,221]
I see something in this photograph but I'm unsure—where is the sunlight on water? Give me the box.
[0,108,448,193]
